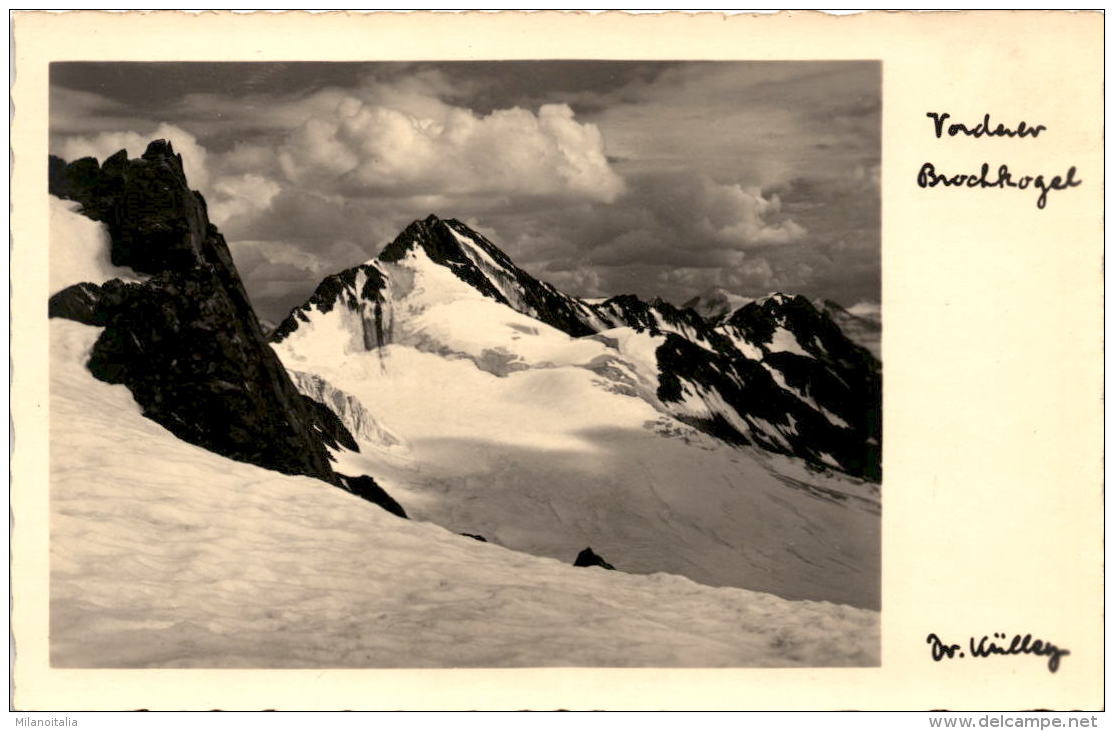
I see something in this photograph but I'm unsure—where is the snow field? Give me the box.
[51,320,878,667]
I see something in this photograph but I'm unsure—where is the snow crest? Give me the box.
[50,195,146,294]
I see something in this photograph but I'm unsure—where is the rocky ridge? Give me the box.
[48,141,404,514]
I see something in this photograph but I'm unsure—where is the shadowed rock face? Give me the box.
[47,141,381,491]
[722,296,881,480]
[48,281,103,324]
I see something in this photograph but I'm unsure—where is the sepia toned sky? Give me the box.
[51,61,880,322]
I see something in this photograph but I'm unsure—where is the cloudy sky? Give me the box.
[51,61,880,323]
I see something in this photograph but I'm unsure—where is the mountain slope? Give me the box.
[51,318,879,667]
[271,216,881,608]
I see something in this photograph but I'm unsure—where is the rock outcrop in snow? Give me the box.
[46,142,401,511]
[336,474,408,519]
[574,547,616,570]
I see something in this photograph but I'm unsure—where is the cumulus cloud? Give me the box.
[666,175,806,247]
[208,174,282,227]
[227,239,335,321]
[564,172,806,270]
[195,89,630,298]
[273,97,624,202]
[50,61,879,320]
[461,170,808,306]
[54,123,212,191]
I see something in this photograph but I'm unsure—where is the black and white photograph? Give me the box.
[45,59,882,668]
[14,9,1103,715]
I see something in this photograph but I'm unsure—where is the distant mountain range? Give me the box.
[683,287,757,322]
[685,287,882,360]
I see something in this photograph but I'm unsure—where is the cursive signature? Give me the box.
[926,632,1070,673]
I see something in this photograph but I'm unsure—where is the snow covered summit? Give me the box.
[274,215,882,483]
[270,215,881,609]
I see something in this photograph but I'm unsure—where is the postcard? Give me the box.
[9,10,1104,710]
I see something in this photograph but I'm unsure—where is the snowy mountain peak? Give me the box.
[275,215,601,346]
[725,293,863,359]
[757,292,793,305]
[379,214,515,276]
[275,214,880,482]
[381,215,463,263]
[271,261,390,346]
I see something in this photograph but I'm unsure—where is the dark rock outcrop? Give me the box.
[573,547,615,570]
[49,282,104,324]
[48,142,405,514]
[337,475,408,519]
[460,533,488,542]
[300,395,360,453]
